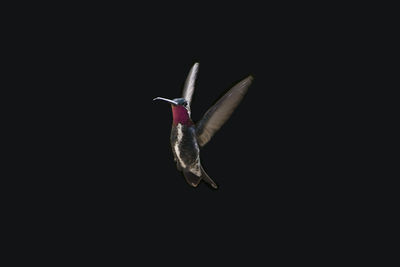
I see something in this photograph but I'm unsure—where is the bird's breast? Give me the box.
[171,124,200,168]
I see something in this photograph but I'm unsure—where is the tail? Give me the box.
[183,165,218,189]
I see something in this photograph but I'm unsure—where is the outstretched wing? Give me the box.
[196,76,253,147]
[181,62,199,107]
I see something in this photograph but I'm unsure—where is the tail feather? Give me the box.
[200,165,218,189]
[183,165,218,189]
[183,171,202,187]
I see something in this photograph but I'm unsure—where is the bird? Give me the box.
[153,63,253,189]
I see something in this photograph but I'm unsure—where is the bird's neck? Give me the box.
[171,105,193,126]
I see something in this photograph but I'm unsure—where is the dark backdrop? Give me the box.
[46,18,336,208]
[52,33,334,222]
[29,5,351,258]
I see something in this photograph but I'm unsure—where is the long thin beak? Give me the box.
[153,97,178,105]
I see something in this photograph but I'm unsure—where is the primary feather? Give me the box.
[181,62,199,107]
[195,76,253,147]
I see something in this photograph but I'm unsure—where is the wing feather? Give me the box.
[196,76,253,147]
[182,62,199,106]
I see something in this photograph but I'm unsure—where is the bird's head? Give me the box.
[153,97,192,125]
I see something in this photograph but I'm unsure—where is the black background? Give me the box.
[40,14,337,209]
[61,39,313,197]
[17,4,359,259]
[51,28,335,226]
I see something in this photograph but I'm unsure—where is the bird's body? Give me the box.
[154,63,253,189]
[171,123,203,185]
[171,123,199,174]
[168,100,217,188]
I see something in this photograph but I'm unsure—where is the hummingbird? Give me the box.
[153,63,253,189]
